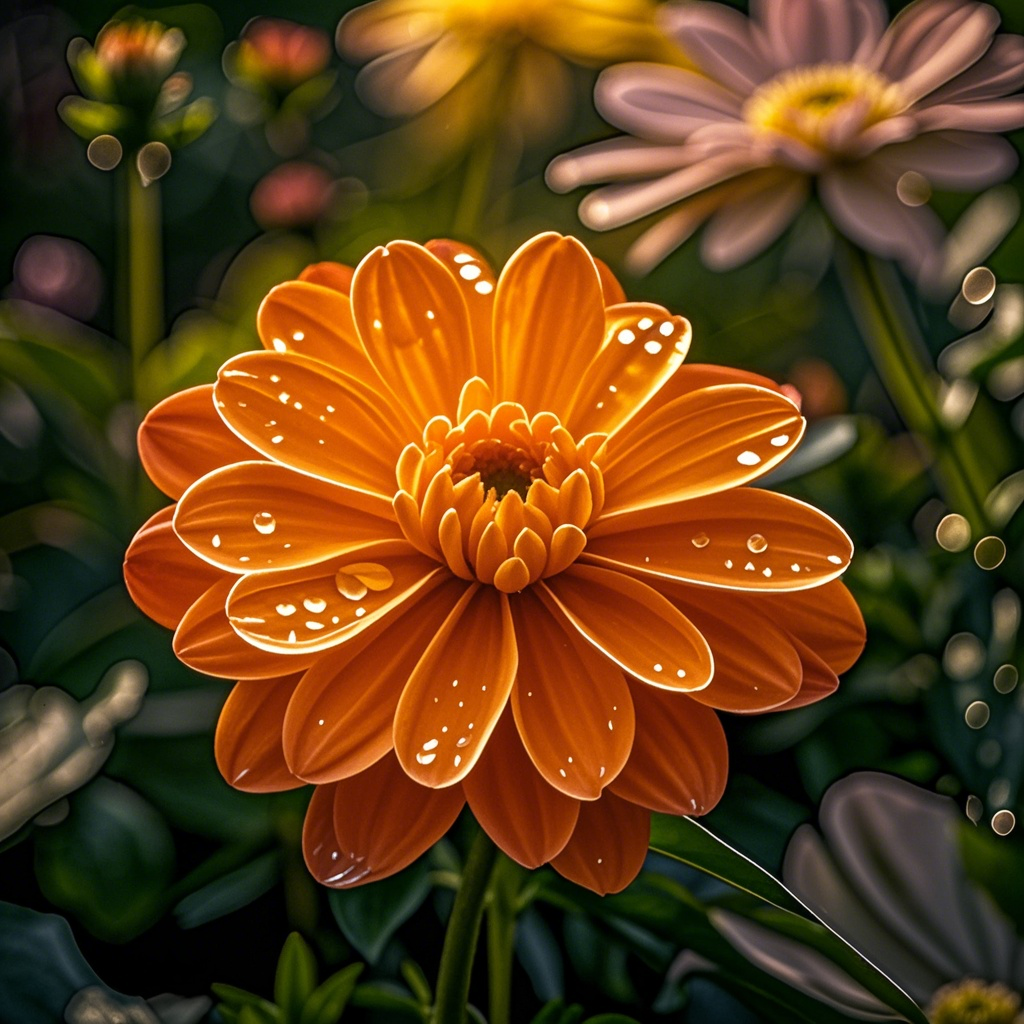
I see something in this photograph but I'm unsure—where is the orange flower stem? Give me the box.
[485,854,521,1024]
[431,824,500,1024]
[837,243,991,532]
[119,158,164,400]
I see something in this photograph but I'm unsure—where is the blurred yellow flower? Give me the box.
[337,0,682,152]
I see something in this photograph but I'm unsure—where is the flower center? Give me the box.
[393,378,606,593]
[926,979,1023,1024]
[744,62,903,152]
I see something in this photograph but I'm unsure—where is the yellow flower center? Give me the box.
[927,979,1023,1024]
[744,62,903,152]
[393,378,605,593]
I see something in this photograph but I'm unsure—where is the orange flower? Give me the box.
[124,234,864,895]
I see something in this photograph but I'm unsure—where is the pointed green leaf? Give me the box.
[328,859,431,964]
[350,982,425,1019]
[275,933,317,1024]
[648,815,929,1024]
[153,97,217,148]
[399,961,432,1008]
[58,97,126,140]
[299,963,363,1024]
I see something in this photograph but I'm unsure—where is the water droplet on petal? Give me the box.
[422,738,438,751]
[746,533,767,554]
[691,532,709,548]
[303,597,327,613]
[276,603,296,616]
[736,450,761,466]
[212,534,221,548]
[253,512,276,534]
[770,434,790,447]
[416,751,436,765]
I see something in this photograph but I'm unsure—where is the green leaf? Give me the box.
[153,97,217,148]
[399,960,432,1008]
[299,963,363,1024]
[33,778,174,942]
[212,984,279,1015]
[238,1004,280,1024]
[529,1001,584,1024]
[350,982,425,1019]
[275,933,318,1024]
[328,858,431,963]
[174,850,280,929]
[58,96,127,140]
[649,815,804,914]
[647,817,929,1024]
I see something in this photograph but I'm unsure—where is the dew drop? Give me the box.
[422,738,438,751]
[763,568,772,578]
[212,534,222,548]
[736,450,761,466]
[658,321,674,337]
[253,512,276,535]
[644,340,663,355]
[770,434,790,447]
[965,700,990,729]
[459,264,482,281]
[676,669,686,679]
[474,281,493,295]
[416,751,436,765]
[653,663,663,673]
[303,597,327,613]
[725,559,733,569]
[454,253,474,264]
[335,574,368,601]
[272,338,287,352]
[691,532,709,548]
[305,620,324,630]
[276,603,296,616]
[992,809,1016,836]
[456,736,469,748]
[617,328,635,344]
[827,554,844,565]
[271,434,284,444]
[454,755,462,767]
[746,533,767,554]
[744,561,755,571]
[974,535,1007,570]
[292,330,304,342]
[994,664,1018,694]
[637,317,654,330]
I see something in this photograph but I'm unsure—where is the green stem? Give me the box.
[452,129,500,241]
[120,158,164,397]
[485,855,519,1024]
[432,826,500,1024]
[836,244,990,532]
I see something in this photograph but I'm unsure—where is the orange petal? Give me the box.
[258,280,379,384]
[492,233,605,418]
[302,756,465,888]
[299,261,355,295]
[350,241,475,424]
[540,565,713,691]
[425,239,496,384]
[394,586,517,787]
[215,676,305,791]
[770,581,866,674]
[665,585,803,712]
[174,460,397,573]
[283,577,468,783]
[227,540,443,654]
[551,792,650,895]
[610,684,727,816]
[124,506,222,629]
[565,302,691,440]
[214,350,411,496]
[174,579,315,679]
[599,385,804,519]
[585,489,854,591]
[594,256,627,306]
[509,589,634,799]
[139,385,256,499]
[776,636,841,710]
[463,708,579,868]
[635,362,787,423]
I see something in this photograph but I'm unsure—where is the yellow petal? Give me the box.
[174,460,397,572]
[226,540,443,654]
[510,589,634,799]
[214,350,411,496]
[351,241,476,423]
[565,302,690,439]
[283,577,468,782]
[540,564,713,690]
[394,586,517,787]
[599,384,804,519]
[586,489,855,591]
[492,233,605,418]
